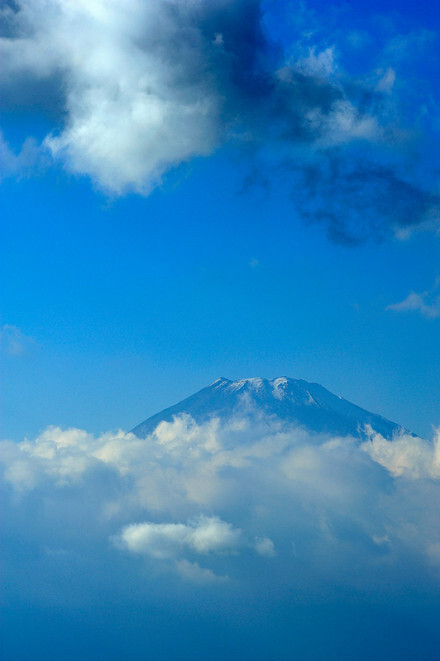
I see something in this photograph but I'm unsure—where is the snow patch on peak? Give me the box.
[211,377,231,388]
[227,377,265,392]
[272,377,289,385]
[131,375,404,441]
[272,377,289,399]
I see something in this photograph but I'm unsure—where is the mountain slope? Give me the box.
[131,376,403,440]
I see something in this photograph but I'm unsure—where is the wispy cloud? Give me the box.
[0,324,36,356]
[387,279,440,319]
[0,131,42,181]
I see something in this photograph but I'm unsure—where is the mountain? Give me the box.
[131,376,403,440]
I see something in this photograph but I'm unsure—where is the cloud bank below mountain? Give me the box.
[2,414,440,657]
[2,416,440,583]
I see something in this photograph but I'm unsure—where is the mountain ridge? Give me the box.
[131,376,403,440]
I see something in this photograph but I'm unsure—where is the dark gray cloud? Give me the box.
[287,156,438,244]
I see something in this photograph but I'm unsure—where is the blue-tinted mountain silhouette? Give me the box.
[131,376,403,440]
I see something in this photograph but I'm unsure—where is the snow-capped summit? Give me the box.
[131,376,403,440]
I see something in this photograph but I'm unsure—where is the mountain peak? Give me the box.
[210,377,231,386]
[131,376,404,440]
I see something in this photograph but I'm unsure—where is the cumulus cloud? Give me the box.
[116,516,245,580]
[2,414,440,591]
[362,427,440,478]
[1,0,438,240]
[3,413,440,655]
[0,0,255,194]
[387,279,440,319]
[118,516,243,558]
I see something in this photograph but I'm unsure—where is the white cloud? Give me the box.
[2,414,440,593]
[117,516,243,560]
[361,427,440,479]
[0,0,409,203]
[1,0,437,246]
[1,0,223,194]
[3,416,440,661]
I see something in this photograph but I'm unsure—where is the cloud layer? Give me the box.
[2,414,440,656]
[1,0,439,241]
[2,415,440,585]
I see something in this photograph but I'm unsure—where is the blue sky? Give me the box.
[1,0,439,439]
[1,1,440,659]
[1,145,439,438]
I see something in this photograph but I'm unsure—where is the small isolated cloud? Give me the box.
[387,279,440,319]
[117,516,243,560]
[254,536,276,557]
[0,324,36,356]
